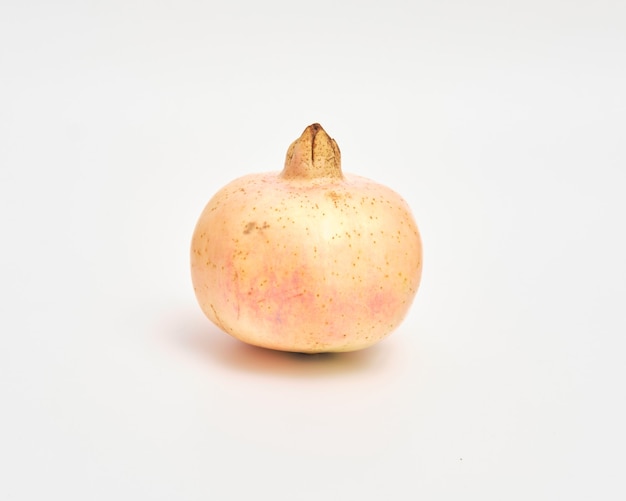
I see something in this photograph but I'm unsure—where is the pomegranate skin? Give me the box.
[190,124,422,353]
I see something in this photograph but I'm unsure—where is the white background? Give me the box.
[2,0,625,499]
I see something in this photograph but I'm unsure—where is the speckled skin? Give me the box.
[190,124,422,353]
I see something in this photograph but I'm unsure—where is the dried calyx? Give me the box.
[280,123,343,180]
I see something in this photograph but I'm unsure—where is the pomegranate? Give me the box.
[190,124,422,353]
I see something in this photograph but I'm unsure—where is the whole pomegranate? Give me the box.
[190,124,422,353]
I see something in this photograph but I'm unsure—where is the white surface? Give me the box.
[2,1,625,499]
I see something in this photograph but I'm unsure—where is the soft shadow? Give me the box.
[168,310,392,377]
